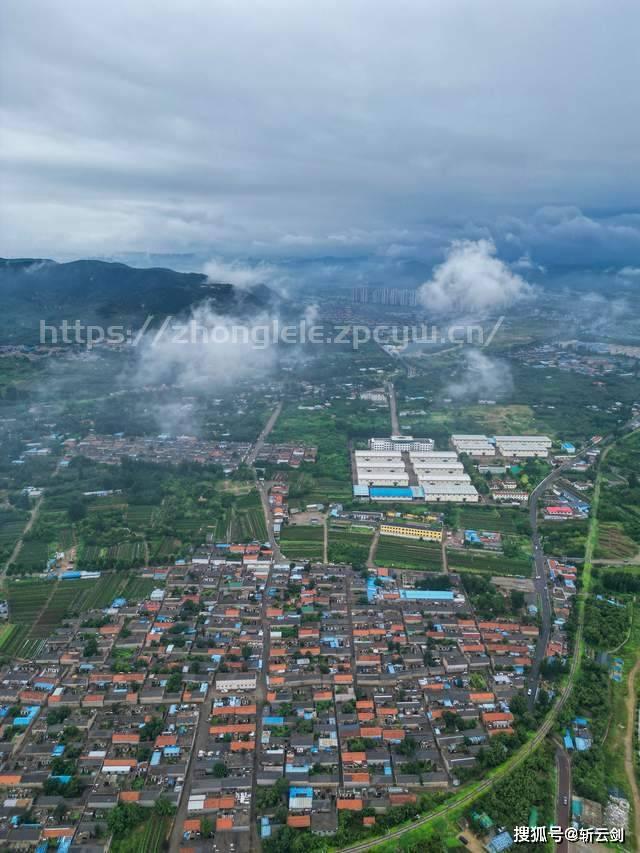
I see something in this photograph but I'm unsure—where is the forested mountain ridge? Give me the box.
[0,257,277,343]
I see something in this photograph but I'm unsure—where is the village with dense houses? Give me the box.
[0,419,615,853]
[1,355,639,853]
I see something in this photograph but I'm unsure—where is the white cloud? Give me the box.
[511,253,545,274]
[445,350,513,401]
[203,258,276,290]
[135,301,277,391]
[418,239,533,316]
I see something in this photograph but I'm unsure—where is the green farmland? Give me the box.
[1,572,162,659]
[375,535,443,571]
[453,505,531,536]
[279,524,324,561]
[0,508,29,564]
[446,547,532,576]
[229,490,268,542]
[327,525,373,565]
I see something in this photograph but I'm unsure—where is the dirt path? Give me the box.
[366,529,379,568]
[2,494,44,576]
[323,517,328,563]
[624,658,640,845]
[441,536,448,573]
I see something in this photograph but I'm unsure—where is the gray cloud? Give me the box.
[1,1,640,265]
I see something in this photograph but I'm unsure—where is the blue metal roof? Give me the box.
[369,486,413,497]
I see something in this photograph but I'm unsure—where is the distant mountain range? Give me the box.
[0,258,278,343]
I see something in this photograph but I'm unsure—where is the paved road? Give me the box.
[168,566,226,851]
[168,682,214,851]
[246,401,282,465]
[249,560,273,851]
[386,381,400,435]
[525,444,603,710]
[555,745,572,853]
[257,481,283,563]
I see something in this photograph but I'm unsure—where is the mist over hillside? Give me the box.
[0,257,279,343]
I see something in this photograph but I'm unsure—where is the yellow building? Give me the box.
[379,523,442,542]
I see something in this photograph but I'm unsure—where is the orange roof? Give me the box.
[346,772,370,783]
[383,728,405,740]
[359,726,382,738]
[231,739,255,751]
[204,796,235,809]
[18,690,46,704]
[103,759,137,768]
[482,712,514,723]
[341,751,366,763]
[120,791,141,802]
[211,703,257,717]
[470,692,495,702]
[155,735,177,747]
[314,690,333,701]
[183,819,201,832]
[390,792,417,805]
[0,774,21,785]
[112,733,140,744]
[337,798,363,811]
[488,726,514,737]
[210,723,254,735]
[216,816,234,831]
[42,828,74,839]
[287,814,311,828]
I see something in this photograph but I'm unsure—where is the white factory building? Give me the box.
[451,434,496,456]
[368,435,434,452]
[358,471,410,486]
[451,433,553,459]
[421,482,480,502]
[494,435,552,459]
[408,449,479,503]
[354,450,409,486]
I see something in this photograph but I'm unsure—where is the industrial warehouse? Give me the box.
[451,434,553,459]
[353,441,479,503]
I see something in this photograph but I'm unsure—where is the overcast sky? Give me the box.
[1,0,640,275]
